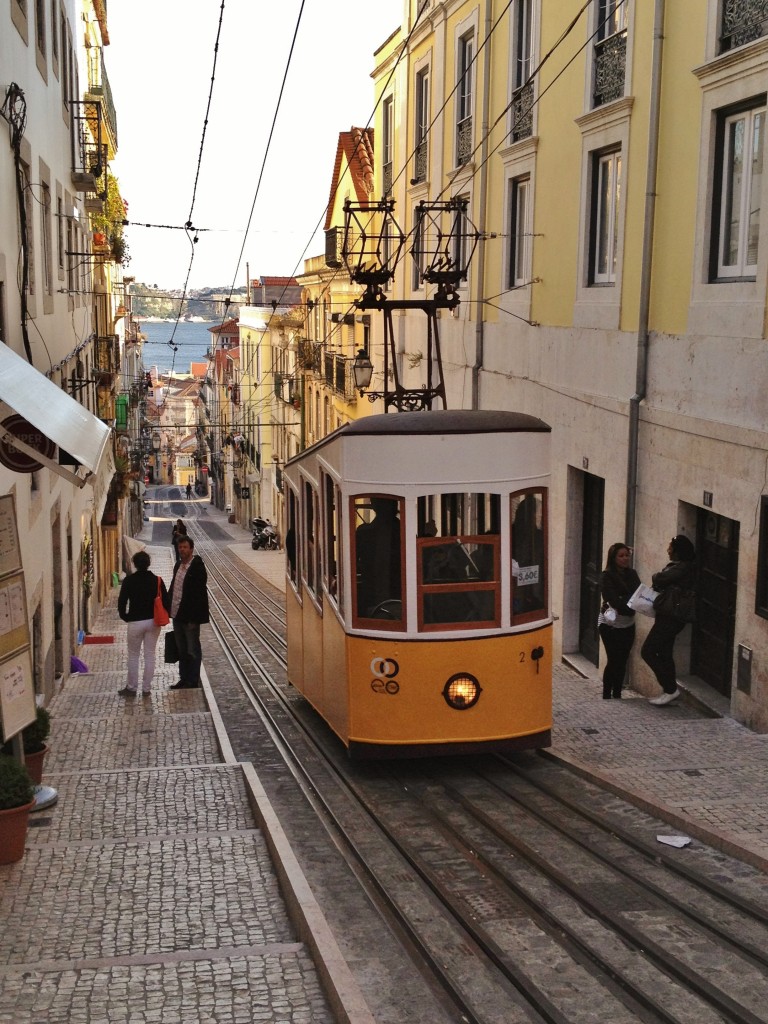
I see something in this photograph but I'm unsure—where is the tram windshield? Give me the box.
[417,493,500,630]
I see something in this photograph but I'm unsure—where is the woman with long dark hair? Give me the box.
[598,543,641,699]
[641,534,697,706]
[117,551,168,697]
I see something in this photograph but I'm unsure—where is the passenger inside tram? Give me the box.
[355,496,402,618]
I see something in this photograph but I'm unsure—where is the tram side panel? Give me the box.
[344,627,552,753]
[286,584,352,745]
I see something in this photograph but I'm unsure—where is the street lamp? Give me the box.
[352,349,373,395]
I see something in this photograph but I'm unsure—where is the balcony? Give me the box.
[721,0,768,51]
[323,352,356,401]
[593,30,627,108]
[71,101,106,194]
[86,47,118,152]
[456,116,472,166]
[510,82,534,143]
[94,334,120,376]
[413,140,427,183]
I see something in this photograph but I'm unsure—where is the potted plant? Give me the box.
[1,707,51,785]
[0,755,35,864]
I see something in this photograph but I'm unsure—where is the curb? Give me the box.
[541,747,768,874]
[200,660,376,1024]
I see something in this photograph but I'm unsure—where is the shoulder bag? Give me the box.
[653,585,696,623]
[153,577,170,626]
[164,630,179,663]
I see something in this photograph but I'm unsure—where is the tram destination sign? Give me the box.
[0,414,56,473]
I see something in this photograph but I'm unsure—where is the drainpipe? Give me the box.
[625,0,665,546]
[470,0,493,410]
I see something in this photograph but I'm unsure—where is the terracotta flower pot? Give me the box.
[0,800,34,864]
[24,744,48,786]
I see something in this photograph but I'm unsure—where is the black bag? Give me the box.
[653,586,696,623]
[164,630,179,663]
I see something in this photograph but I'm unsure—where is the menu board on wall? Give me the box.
[0,494,22,579]
[0,495,35,742]
[0,649,35,741]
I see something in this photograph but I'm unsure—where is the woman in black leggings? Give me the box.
[641,534,696,706]
[598,543,641,699]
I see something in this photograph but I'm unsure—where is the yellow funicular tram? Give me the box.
[283,408,552,758]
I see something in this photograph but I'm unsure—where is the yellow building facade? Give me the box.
[372,1,768,728]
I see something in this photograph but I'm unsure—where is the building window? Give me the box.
[21,160,35,296]
[593,0,627,108]
[414,68,429,183]
[456,32,474,166]
[51,0,59,63]
[590,148,622,285]
[452,195,471,282]
[57,198,64,269]
[712,101,765,280]
[756,496,768,618]
[383,96,394,196]
[412,205,425,290]
[508,176,531,289]
[35,0,46,55]
[511,0,534,141]
[41,184,53,296]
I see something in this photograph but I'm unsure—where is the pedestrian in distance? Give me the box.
[598,543,641,699]
[641,534,697,706]
[185,481,193,499]
[117,551,168,697]
[168,536,209,689]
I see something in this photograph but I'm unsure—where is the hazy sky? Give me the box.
[106,1,401,292]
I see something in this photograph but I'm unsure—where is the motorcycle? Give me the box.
[251,518,279,551]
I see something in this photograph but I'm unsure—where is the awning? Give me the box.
[0,344,112,488]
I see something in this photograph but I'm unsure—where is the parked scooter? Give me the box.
[251,518,279,550]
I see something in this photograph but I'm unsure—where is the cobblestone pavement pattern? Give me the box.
[0,507,334,1024]
[3,493,768,1022]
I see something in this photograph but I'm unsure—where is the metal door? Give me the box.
[579,473,605,666]
[691,510,739,696]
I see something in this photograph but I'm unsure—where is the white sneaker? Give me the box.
[649,688,680,706]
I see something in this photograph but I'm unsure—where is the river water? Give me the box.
[138,320,215,376]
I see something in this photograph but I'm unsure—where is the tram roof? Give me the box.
[342,409,551,437]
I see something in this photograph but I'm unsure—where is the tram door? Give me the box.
[691,511,739,696]
[579,473,605,666]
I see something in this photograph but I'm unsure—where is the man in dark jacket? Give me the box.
[168,536,209,689]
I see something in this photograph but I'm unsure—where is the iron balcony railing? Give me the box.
[323,352,356,401]
[593,29,627,108]
[721,0,768,51]
[70,100,106,194]
[94,334,120,375]
[86,47,118,150]
[456,115,472,166]
[510,81,534,142]
[413,140,427,183]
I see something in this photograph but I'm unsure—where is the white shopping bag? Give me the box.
[628,583,660,617]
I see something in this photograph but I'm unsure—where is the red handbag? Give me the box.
[153,577,169,626]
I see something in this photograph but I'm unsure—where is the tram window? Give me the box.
[417,493,500,630]
[511,488,548,623]
[324,474,343,611]
[286,489,298,587]
[352,494,404,626]
[303,481,321,598]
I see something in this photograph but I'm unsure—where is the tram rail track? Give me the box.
[173,502,768,1024]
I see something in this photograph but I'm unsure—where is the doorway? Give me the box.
[691,510,739,696]
[579,473,605,666]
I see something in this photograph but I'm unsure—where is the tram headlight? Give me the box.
[442,673,482,710]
